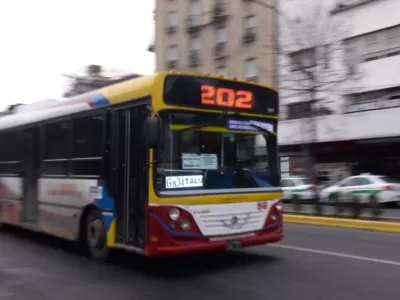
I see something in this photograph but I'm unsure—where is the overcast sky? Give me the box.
[0,0,155,110]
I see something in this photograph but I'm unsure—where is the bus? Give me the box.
[0,71,283,260]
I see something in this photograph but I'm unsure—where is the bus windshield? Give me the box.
[154,111,280,195]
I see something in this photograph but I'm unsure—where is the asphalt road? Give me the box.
[1,224,399,300]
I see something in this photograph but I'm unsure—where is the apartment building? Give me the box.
[279,0,400,178]
[148,0,277,86]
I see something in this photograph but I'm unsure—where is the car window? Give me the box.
[281,179,295,187]
[298,178,313,185]
[340,178,357,187]
[356,177,371,185]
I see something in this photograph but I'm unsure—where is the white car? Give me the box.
[280,177,317,202]
[320,174,400,206]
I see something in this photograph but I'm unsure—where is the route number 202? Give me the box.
[201,85,254,109]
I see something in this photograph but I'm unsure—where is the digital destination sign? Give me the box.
[163,75,278,115]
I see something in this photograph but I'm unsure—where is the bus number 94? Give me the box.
[257,201,268,210]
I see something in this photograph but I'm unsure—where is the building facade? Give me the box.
[149,0,277,86]
[278,0,400,180]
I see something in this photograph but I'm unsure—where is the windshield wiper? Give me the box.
[174,112,227,132]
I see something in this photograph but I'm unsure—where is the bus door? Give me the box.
[22,127,39,223]
[113,106,148,248]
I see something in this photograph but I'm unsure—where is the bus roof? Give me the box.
[0,71,277,131]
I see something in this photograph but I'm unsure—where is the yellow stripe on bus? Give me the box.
[106,218,116,247]
[148,192,283,206]
[169,125,277,136]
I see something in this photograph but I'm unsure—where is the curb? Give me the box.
[283,214,400,233]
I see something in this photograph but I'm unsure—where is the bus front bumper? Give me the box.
[145,223,283,257]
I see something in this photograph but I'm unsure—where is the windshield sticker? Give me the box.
[165,175,203,189]
[199,153,218,169]
[182,153,218,170]
[181,153,202,169]
[226,118,274,133]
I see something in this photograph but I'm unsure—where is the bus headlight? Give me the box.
[180,219,191,231]
[169,208,180,221]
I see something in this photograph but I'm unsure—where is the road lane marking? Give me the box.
[269,244,400,266]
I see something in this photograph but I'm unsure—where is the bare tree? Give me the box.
[246,0,363,213]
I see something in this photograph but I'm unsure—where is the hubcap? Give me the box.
[87,219,104,249]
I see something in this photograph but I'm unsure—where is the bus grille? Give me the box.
[197,210,265,235]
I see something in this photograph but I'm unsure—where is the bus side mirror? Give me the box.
[143,116,160,149]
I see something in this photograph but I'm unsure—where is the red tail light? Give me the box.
[265,200,283,226]
[384,185,392,191]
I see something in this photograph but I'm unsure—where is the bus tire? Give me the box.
[369,195,382,218]
[84,209,110,262]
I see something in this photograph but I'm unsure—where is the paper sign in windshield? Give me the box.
[181,153,218,170]
[165,175,203,189]
[226,118,274,133]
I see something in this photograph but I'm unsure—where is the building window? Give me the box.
[216,66,227,76]
[166,11,178,33]
[189,36,201,67]
[289,48,316,71]
[188,0,201,26]
[167,45,179,69]
[244,15,256,33]
[215,27,227,44]
[344,25,400,63]
[287,101,311,120]
[244,58,257,81]
[167,11,178,27]
[189,36,200,50]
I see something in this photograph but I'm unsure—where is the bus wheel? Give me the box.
[84,209,110,261]
[369,196,382,218]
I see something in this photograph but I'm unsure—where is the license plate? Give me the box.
[226,240,242,250]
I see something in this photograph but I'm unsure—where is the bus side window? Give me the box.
[71,112,105,177]
[0,131,23,176]
[42,120,70,176]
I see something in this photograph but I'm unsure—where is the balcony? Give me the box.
[165,26,177,35]
[166,60,179,70]
[214,42,227,59]
[186,15,203,33]
[212,3,229,24]
[242,29,256,44]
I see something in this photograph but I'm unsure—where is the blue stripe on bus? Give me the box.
[86,93,110,107]
[95,180,115,231]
